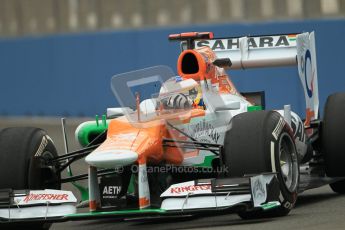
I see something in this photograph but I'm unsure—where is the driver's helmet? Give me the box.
[159,76,204,110]
[165,92,194,109]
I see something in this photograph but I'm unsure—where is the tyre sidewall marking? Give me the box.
[272,117,284,140]
[271,117,298,209]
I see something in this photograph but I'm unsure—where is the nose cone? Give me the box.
[85,149,138,168]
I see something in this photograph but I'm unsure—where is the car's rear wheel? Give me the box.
[322,92,345,193]
[0,127,60,229]
[223,110,299,219]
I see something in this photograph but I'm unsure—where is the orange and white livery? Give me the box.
[85,31,317,210]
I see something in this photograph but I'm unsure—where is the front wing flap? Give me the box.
[160,173,280,211]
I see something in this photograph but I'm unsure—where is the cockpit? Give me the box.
[158,76,203,110]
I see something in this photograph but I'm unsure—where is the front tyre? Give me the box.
[223,111,299,218]
[0,127,60,230]
[0,127,60,190]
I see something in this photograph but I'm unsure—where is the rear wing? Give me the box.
[192,32,319,125]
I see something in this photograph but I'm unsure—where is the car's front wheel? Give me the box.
[223,110,299,219]
[0,127,60,229]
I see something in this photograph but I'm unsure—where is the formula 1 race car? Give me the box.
[1,31,345,229]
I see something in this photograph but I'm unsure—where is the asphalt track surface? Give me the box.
[1,117,345,230]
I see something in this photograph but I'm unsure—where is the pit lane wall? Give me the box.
[0,19,344,117]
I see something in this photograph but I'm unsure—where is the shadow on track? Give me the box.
[295,190,339,208]
[65,211,275,230]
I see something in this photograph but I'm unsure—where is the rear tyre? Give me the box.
[223,111,299,219]
[322,92,345,193]
[0,127,60,230]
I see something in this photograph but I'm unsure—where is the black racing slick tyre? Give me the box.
[0,127,60,190]
[0,127,60,229]
[223,111,299,219]
[322,92,345,193]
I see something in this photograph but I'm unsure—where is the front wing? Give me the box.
[0,174,281,225]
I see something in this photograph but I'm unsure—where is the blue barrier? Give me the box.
[0,19,344,117]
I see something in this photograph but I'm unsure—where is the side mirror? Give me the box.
[214,101,241,111]
[139,99,157,115]
[107,107,133,118]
